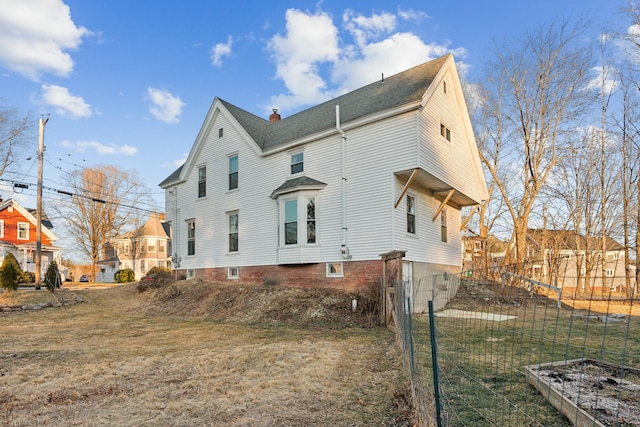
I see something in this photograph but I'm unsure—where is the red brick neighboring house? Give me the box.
[0,198,62,279]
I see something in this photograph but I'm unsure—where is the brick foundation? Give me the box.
[175,260,384,292]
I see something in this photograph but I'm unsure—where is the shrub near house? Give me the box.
[1,253,21,291]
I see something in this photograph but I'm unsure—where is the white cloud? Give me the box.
[39,84,91,119]
[334,34,465,92]
[586,65,619,94]
[147,87,185,123]
[163,152,188,170]
[266,8,340,111]
[398,8,430,21]
[343,9,396,47]
[211,36,233,67]
[266,7,465,114]
[62,139,138,156]
[0,0,90,80]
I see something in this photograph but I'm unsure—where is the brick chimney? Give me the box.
[269,108,281,122]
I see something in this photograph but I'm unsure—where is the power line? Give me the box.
[0,178,163,215]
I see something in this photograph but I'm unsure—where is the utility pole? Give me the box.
[35,114,49,286]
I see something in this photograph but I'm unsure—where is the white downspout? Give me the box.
[336,105,350,259]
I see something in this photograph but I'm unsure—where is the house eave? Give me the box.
[261,101,422,156]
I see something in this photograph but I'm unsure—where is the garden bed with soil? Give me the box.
[525,358,640,426]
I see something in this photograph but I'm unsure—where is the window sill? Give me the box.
[226,251,239,255]
[226,188,239,194]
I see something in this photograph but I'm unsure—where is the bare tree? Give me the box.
[477,19,594,267]
[57,165,149,278]
[0,103,35,178]
[465,80,511,272]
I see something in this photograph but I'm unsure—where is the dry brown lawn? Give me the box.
[0,282,411,426]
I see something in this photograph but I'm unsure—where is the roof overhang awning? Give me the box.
[393,168,480,209]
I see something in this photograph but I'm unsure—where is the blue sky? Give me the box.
[0,0,630,258]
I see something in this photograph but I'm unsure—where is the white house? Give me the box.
[97,213,172,282]
[160,54,488,291]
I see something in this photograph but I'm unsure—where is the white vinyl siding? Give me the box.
[418,70,486,204]
[163,67,476,271]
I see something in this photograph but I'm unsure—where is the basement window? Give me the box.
[228,267,238,279]
[326,262,344,278]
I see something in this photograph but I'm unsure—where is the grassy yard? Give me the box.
[0,282,410,426]
[410,282,640,426]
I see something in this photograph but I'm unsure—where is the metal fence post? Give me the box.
[428,299,443,427]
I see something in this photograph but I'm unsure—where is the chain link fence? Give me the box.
[394,269,639,426]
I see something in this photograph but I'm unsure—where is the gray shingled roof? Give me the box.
[160,54,449,187]
[270,176,327,199]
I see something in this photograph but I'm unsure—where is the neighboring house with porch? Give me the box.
[97,213,171,282]
[525,229,635,295]
[160,54,488,291]
[0,198,62,278]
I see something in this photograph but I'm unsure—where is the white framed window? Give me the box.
[440,123,451,142]
[440,210,448,243]
[17,222,29,240]
[148,239,156,252]
[0,220,4,238]
[306,198,316,244]
[198,165,206,198]
[228,267,239,279]
[326,262,344,278]
[406,194,416,234]
[186,269,195,279]
[290,151,304,175]
[229,155,238,190]
[284,199,297,245]
[279,193,318,247]
[159,240,165,253]
[228,211,239,253]
[125,243,130,255]
[187,219,195,256]
[606,269,614,277]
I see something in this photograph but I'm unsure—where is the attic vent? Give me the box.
[270,108,281,122]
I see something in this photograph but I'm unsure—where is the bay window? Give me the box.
[279,193,318,247]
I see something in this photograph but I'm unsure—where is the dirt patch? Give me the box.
[531,359,640,426]
[139,279,381,328]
